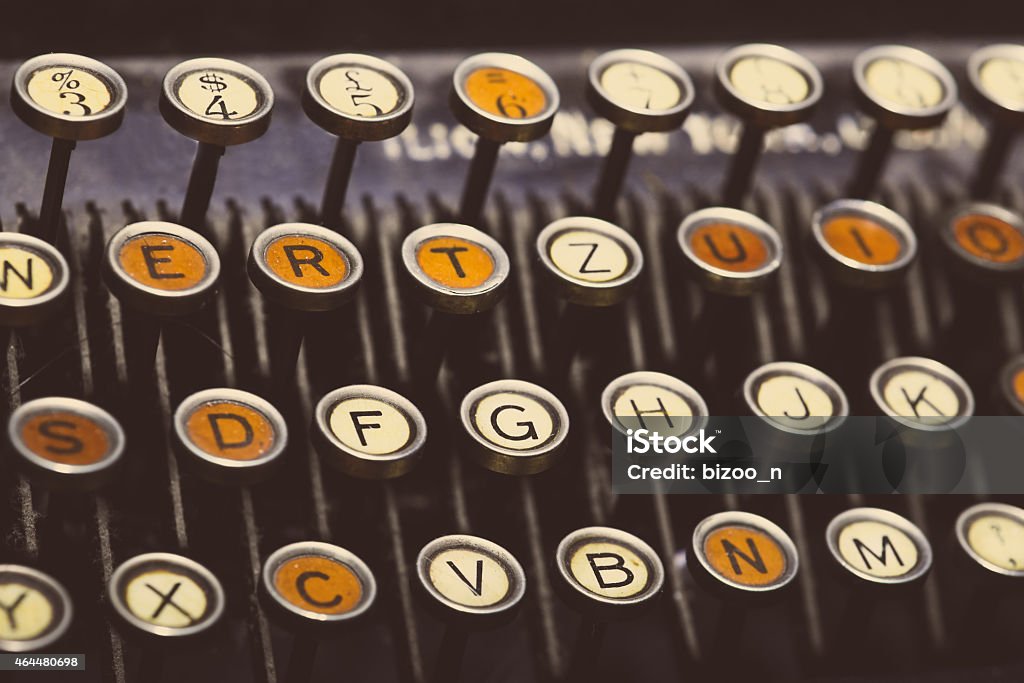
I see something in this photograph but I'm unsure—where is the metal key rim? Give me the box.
[825,507,933,585]
[586,48,695,133]
[9,396,125,477]
[852,45,958,129]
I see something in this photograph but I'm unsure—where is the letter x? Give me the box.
[145,581,196,624]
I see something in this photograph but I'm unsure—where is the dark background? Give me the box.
[2,0,1021,58]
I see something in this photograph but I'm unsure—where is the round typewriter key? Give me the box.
[743,362,849,435]
[11,53,127,243]
[601,371,708,438]
[108,553,225,640]
[967,45,1024,197]
[869,357,974,431]
[312,385,427,479]
[450,53,559,223]
[690,511,799,596]
[460,379,569,475]
[401,223,510,314]
[939,203,1024,282]
[8,397,125,490]
[0,565,73,653]
[172,388,287,484]
[714,44,823,206]
[536,216,644,307]
[676,207,783,295]
[999,356,1024,414]
[811,198,917,289]
[956,503,1024,578]
[848,46,957,198]
[587,49,695,217]
[161,58,274,230]
[826,508,932,585]
[0,232,70,328]
[304,54,414,228]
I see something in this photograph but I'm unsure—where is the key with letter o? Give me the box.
[939,203,1024,283]
[0,565,73,653]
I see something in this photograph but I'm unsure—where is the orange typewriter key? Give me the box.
[689,511,799,597]
[416,535,526,682]
[967,45,1024,198]
[261,542,376,682]
[676,207,783,295]
[999,356,1024,414]
[0,565,74,653]
[450,53,559,224]
[811,198,918,289]
[10,53,127,243]
[554,527,663,680]
[939,203,1024,283]
[587,49,695,218]
[104,221,221,383]
[160,58,274,231]
[172,388,288,485]
[8,396,125,491]
[847,45,957,198]
[714,44,823,206]
[303,54,414,229]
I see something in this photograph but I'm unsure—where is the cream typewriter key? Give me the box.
[956,502,1024,578]
[586,49,695,218]
[0,232,70,328]
[715,44,823,207]
[311,385,427,479]
[536,216,644,307]
[848,45,957,198]
[826,508,932,586]
[417,535,526,682]
[450,53,559,224]
[104,221,221,382]
[460,379,569,475]
[811,199,918,289]
[11,53,127,243]
[967,45,1024,198]
[869,356,975,431]
[304,54,414,229]
[0,565,73,653]
[248,222,364,381]
[939,203,1024,283]
[8,397,125,491]
[555,527,663,680]
[743,362,849,436]
[161,58,274,231]
[999,356,1024,414]
[261,541,376,683]
[172,388,288,485]
[601,371,708,438]
[676,207,783,295]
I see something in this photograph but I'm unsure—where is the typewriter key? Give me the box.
[555,527,663,680]
[108,553,224,646]
[304,54,414,229]
[743,362,849,436]
[248,222,364,382]
[161,58,274,231]
[967,45,1024,198]
[416,535,526,682]
[869,356,975,431]
[601,371,708,438]
[261,542,376,682]
[172,388,288,485]
[676,207,783,295]
[999,356,1024,414]
[104,221,221,382]
[8,397,125,491]
[0,232,71,328]
[826,508,932,586]
[311,385,427,479]
[0,565,73,653]
[11,53,127,243]
[689,511,799,596]
[586,49,695,218]
[714,44,823,207]
[450,53,559,223]
[848,45,957,198]
[938,203,1024,282]
[811,198,918,289]
[956,502,1024,578]
[459,379,569,475]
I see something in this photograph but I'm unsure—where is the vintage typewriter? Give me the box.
[1,3,1023,682]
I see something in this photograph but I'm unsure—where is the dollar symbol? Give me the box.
[199,73,228,93]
